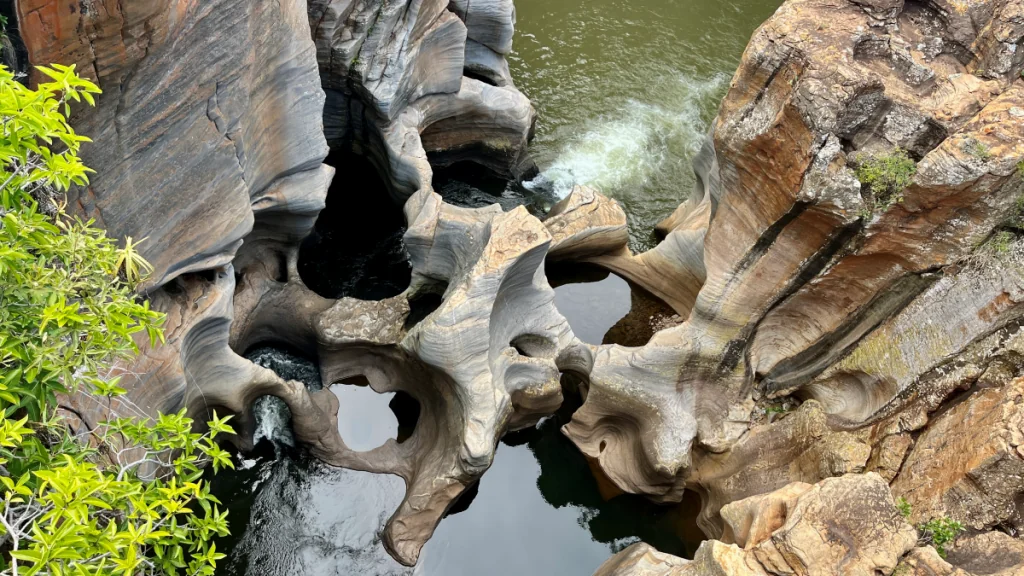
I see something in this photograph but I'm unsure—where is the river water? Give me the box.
[215,1,782,574]
[513,0,780,250]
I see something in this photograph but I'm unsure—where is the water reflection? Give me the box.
[332,381,399,452]
[213,352,703,576]
[418,399,703,576]
[549,264,679,346]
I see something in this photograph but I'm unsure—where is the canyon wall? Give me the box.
[13,0,1024,572]
[552,0,1024,542]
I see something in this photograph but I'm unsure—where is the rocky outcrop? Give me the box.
[895,533,1024,576]
[21,0,1024,572]
[553,0,1024,538]
[18,0,541,564]
[597,475,1024,576]
[17,0,330,290]
[594,474,918,576]
[227,197,588,564]
[307,0,535,199]
[892,375,1024,532]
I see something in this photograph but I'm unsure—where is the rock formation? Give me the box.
[17,0,331,290]
[593,474,920,576]
[549,0,1024,541]
[14,0,1024,573]
[15,0,551,567]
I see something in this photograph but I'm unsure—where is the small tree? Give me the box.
[0,64,233,575]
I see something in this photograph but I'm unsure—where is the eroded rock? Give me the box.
[561,0,1024,535]
[593,474,917,576]
[26,0,1024,572]
[18,0,330,289]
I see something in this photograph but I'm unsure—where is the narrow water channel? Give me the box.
[213,0,784,573]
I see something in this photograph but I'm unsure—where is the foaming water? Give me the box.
[247,347,323,450]
[525,74,727,204]
[512,0,784,250]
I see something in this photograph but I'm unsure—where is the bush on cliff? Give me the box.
[0,64,233,575]
[854,148,917,213]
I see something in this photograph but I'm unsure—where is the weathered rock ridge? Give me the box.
[15,0,1024,572]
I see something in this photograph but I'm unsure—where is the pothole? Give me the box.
[331,377,420,452]
[298,150,412,300]
[245,346,323,450]
[431,161,556,217]
[548,263,679,346]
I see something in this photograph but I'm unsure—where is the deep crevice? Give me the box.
[297,150,411,300]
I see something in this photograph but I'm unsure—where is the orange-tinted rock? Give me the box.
[563,0,1024,532]
[892,377,1024,531]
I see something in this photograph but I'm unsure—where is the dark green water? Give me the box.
[513,0,782,250]
[215,1,783,574]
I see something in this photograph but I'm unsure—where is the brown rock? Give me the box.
[892,377,1024,531]
[592,543,692,576]
[895,547,967,576]
[947,532,1024,576]
[752,473,917,576]
[720,482,813,549]
[595,474,918,576]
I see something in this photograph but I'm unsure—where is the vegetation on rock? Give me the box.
[963,137,992,162]
[896,497,912,519]
[854,148,917,213]
[0,64,233,575]
[918,517,964,558]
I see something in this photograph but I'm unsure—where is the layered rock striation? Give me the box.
[549,0,1024,545]
[16,0,549,567]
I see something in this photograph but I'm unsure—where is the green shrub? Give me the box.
[896,497,912,519]
[0,64,234,575]
[854,148,917,212]
[1000,184,1024,231]
[988,230,1016,254]
[919,517,964,558]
